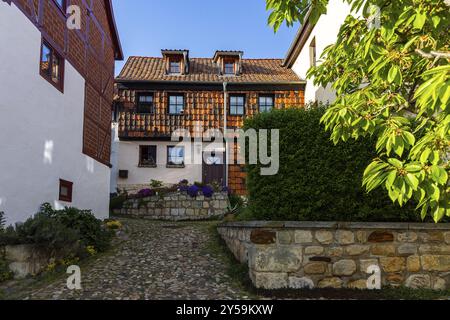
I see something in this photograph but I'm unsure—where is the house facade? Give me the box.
[283,1,353,104]
[0,0,123,225]
[113,50,304,195]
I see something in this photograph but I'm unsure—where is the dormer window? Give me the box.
[169,60,181,74]
[213,51,243,76]
[162,50,190,75]
[224,61,235,75]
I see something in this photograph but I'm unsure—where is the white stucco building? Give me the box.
[0,0,122,225]
[283,1,354,104]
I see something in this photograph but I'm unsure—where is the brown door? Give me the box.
[202,152,225,186]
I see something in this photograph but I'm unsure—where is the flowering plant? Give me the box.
[187,185,200,198]
[202,186,214,198]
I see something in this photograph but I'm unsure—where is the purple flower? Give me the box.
[137,189,155,198]
[187,185,200,198]
[178,184,189,192]
[202,186,214,198]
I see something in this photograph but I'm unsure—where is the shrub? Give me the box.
[243,108,421,222]
[0,204,113,253]
[110,194,127,211]
[150,179,164,188]
[48,205,114,252]
[0,212,79,250]
[202,186,214,198]
[187,185,200,198]
[137,189,156,198]
[0,257,13,283]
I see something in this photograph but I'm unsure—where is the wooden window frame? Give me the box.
[139,145,157,168]
[52,0,67,13]
[136,93,154,114]
[40,38,65,93]
[229,95,246,116]
[168,93,185,115]
[223,60,235,75]
[167,146,185,168]
[169,59,182,75]
[259,94,275,113]
[59,179,73,202]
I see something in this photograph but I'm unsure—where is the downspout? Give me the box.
[223,82,228,187]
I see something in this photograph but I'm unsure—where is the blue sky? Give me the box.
[112,0,299,74]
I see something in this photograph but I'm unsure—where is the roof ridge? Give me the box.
[127,56,283,60]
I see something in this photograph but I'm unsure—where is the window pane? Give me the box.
[168,147,184,165]
[41,44,51,76]
[51,54,60,83]
[60,185,69,197]
[140,146,156,165]
[170,61,180,73]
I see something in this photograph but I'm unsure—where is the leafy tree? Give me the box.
[267,0,450,221]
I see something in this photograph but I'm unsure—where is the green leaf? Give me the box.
[413,11,426,30]
[405,173,419,191]
[431,166,448,185]
[388,158,403,168]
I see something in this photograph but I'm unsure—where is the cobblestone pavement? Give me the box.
[22,219,250,300]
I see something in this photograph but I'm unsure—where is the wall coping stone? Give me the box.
[218,221,450,230]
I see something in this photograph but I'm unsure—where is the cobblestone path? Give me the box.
[20,219,249,300]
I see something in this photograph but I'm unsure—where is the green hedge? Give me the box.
[242,107,422,222]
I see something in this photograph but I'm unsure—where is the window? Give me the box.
[230,95,245,115]
[224,61,235,75]
[137,93,154,114]
[59,179,73,202]
[169,94,184,114]
[259,95,274,113]
[310,37,317,67]
[169,60,181,74]
[40,40,64,91]
[54,0,66,10]
[139,146,157,167]
[167,146,185,166]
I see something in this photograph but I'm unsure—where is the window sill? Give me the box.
[166,164,185,169]
[40,71,64,93]
[138,164,157,168]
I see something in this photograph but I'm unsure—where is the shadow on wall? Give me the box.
[314,85,336,105]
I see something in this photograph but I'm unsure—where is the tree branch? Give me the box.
[415,49,450,60]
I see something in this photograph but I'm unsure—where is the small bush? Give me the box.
[48,205,113,252]
[243,108,420,222]
[0,204,113,253]
[137,189,156,198]
[150,179,164,188]
[110,194,127,211]
[202,186,214,198]
[0,212,79,250]
[0,257,13,283]
[188,185,200,198]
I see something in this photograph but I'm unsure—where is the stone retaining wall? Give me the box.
[113,192,229,221]
[218,221,450,290]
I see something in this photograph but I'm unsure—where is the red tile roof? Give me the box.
[116,56,303,83]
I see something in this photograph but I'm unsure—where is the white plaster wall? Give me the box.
[291,1,353,104]
[110,122,120,194]
[116,141,205,186]
[0,2,110,225]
